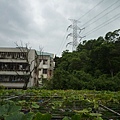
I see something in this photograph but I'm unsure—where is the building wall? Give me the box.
[0,83,24,88]
[0,47,37,88]
[27,49,36,87]
[37,52,55,85]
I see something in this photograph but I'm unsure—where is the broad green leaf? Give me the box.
[18,100,26,104]
[74,109,89,114]
[5,112,24,120]
[8,104,21,114]
[31,102,39,109]
[89,113,102,117]
[0,103,21,117]
[0,105,8,117]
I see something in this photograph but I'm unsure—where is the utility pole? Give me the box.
[66,19,85,51]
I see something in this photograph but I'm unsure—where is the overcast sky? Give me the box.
[0,0,120,56]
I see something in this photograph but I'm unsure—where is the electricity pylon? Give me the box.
[66,19,85,51]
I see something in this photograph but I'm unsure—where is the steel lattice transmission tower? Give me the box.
[66,19,85,51]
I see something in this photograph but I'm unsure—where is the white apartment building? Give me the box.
[0,47,38,88]
[37,51,55,85]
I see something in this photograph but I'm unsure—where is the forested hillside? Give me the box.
[48,29,120,91]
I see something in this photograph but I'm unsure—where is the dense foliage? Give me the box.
[48,29,120,91]
[1,89,120,119]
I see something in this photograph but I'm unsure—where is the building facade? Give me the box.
[37,51,55,85]
[0,47,38,88]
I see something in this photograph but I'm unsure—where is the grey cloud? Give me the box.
[0,0,119,56]
[0,1,31,37]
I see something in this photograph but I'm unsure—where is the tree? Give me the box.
[49,29,120,91]
[105,29,120,42]
[14,41,40,90]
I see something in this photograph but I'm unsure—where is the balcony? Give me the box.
[0,62,30,74]
[0,52,27,60]
[0,75,26,82]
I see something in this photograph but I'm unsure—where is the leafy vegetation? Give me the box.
[48,29,120,91]
[1,89,120,119]
[0,29,120,119]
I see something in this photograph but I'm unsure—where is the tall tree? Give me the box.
[49,29,120,91]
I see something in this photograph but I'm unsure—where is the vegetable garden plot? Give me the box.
[0,89,120,120]
[1,95,95,118]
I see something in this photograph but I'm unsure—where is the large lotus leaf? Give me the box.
[0,105,8,117]
[0,103,14,116]
[0,103,22,117]
[5,112,24,120]
[7,104,21,114]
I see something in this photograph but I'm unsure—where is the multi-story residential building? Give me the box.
[0,47,38,88]
[37,51,55,85]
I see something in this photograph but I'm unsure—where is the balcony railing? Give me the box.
[0,52,27,60]
[0,62,30,72]
[0,75,26,83]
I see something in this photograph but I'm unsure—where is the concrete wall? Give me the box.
[0,82,24,88]
[0,47,37,88]
[38,54,55,80]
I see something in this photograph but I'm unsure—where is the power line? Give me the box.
[86,15,120,36]
[81,0,120,27]
[83,13,120,36]
[84,3,120,29]
[58,0,119,55]
[56,31,67,56]
[77,0,105,20]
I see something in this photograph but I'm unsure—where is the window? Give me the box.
[43,59,47,64]
[39,59,42,62]
[43,69,47,74]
